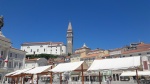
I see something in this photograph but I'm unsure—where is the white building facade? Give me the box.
[21,42,67,55]
[0,33,26,83]
[25,58,47,69]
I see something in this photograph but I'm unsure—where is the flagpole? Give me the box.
[4,49,9,84]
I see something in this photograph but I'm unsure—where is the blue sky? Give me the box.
[0,0,150,50]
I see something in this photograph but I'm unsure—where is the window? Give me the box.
[116,74,119,81]
[113,74,116,81]
[8,62,11,68]
[19,63,22,68]
[138,53,141,55]
[44,49,45,52]
[143,61,148,70]
[147,52,150,54]
[56,49,57,51]
[0,74,2,80]
[62,50,63,52]
[27,46,30,48]
[37,49,39,52]
[102,57,105,59]
[40,45,43,47]
[31,49,32,52]
[10,53,12,57]
[15,54,17,58]
[14,62,18,68]
[0,61,2,66]
[1,51,3,56]
[130,55,132,56]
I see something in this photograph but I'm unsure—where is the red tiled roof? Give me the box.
[75,47,90,50]
[81,53,99,58]
[109,48,122,52]
[25,58,39,61]
[22,42,64,46]
[11,47,26,52]
[123,44,150,54]
[91,48,104,51]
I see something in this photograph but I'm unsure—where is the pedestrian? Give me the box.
[33,78,37,84]
[90,78,93,84]
[106,77,109,84]
[29,79,32,84]
[109,76,112,84]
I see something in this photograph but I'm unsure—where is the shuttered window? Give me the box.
[143,61,148,70]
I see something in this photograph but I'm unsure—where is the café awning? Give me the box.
[24,65,52,74]
[121,71,150,76]
[6,68,33,77]
[12,68,33,76]
[50,61,88,72]
[88,56,141,71]
[5,70,19,77]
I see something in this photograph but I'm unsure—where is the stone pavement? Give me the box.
[24,81,137,84]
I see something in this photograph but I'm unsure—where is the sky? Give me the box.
[0,0,150,51]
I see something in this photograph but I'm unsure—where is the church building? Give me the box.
[21,22,74,55]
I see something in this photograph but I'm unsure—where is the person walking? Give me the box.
[90,78,93,84]
[106,77,109,84]
[109,76,112,84]
[33,78,37,84]
[29,79,32,84]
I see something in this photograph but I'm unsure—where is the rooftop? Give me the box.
[123,43,150,54]
[21,42,64,46]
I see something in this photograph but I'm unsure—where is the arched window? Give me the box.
[116,74,119,81]
[113,74,116,81]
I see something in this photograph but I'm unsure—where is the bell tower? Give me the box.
[67,22,73,54]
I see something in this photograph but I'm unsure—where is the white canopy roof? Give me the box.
[5,70,20,77]
[24,65,52,74]
[12,68,33,76]
[121,71,150,76]
[5,68,33,77]
[88,56,141,71]
[50,61,88,72]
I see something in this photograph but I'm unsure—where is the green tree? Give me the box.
[26,54,58,60]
